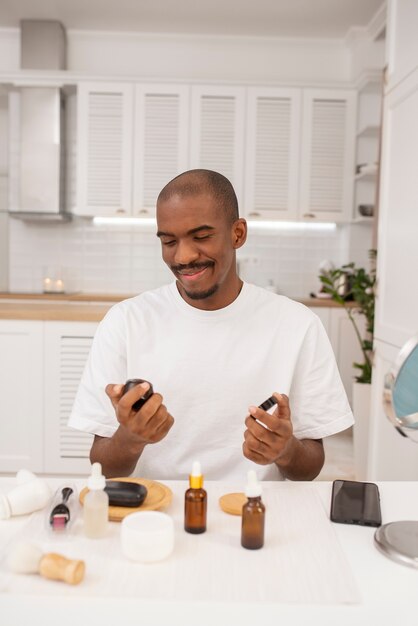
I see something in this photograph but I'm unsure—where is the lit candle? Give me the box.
[43,277,52,293]
[54,279,64,293]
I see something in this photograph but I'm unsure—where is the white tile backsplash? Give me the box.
[8,217,372,297]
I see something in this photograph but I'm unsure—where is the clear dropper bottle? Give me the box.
[184,461,207,534]
[241,470,265,549]
[84,462,109,538]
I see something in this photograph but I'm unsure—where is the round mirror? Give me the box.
[376,334,418,568]
[383,334,418,437]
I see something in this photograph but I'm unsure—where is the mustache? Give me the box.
[170,262,214,273]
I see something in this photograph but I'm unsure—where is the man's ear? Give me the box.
[232,218,247,249]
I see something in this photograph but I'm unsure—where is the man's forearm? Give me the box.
[275,438,324,480]
[90,427,146,478]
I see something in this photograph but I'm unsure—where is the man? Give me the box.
[69,169,353,480]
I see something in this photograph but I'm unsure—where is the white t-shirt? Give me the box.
[69,282,354,480]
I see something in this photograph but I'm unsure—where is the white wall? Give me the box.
[68,31,350,84]
[386,0,418,90]
[348,223,376,269]
[0,212,8,291]
[0,93,8,291]
[0,27,351,84]
[0,28,19,71]
[8,217,348,297]
[0,96,8,175]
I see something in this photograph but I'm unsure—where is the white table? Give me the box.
[0,478,417,626]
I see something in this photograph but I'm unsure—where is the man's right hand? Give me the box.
[105,382,174,447]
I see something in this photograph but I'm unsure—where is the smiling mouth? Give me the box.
[177,266,209,282]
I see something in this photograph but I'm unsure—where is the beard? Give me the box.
[182,282,219,301]
[171,261,218,301]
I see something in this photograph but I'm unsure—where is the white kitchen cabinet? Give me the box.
[76,82,134,217]
[308,306,363,405]
[327,308,364,405]
[244,87,301,220]
[73,81,357,222]
[75,82,191,218]
[299,89,357,222]
[0,320,44,472]
[190,85,246,207]
[309,306,331,336]
[43,321,97,474]
[77,83,248,217]
[368,2,418,480]
[244,87,356,223]
[132,84,190,217]
[374,68,418,349]
[0,319,97,475]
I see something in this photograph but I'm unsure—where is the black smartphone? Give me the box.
[330,479,382,527]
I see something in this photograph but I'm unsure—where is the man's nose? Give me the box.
[173,240,199,266]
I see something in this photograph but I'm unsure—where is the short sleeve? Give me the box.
[68,304,128,437]
[289,315,354,439]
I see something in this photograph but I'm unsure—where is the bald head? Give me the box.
[157,169,239,225]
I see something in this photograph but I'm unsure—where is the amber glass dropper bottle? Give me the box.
[241,470,265,549]
[184,461,207,534]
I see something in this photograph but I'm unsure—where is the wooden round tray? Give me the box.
[218,492,246,516]
[79,477,173,522]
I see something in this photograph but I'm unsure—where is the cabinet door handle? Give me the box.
[303,213,316,219]
[137,209,149,215]
[116,208,126,214]
[248,212,261,217]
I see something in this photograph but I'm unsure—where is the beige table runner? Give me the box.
[0,483,360,605]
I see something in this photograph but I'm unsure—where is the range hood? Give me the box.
[9,20,70,221]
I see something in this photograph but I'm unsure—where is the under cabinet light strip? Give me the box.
[93,216,337,231]
[93,217,156,226]
[247,220,337,232]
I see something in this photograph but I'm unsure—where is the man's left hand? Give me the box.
[243,392,295,465]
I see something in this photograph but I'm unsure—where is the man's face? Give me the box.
[156,192,245,309]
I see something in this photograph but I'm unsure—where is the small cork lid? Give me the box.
[218,492,247,516]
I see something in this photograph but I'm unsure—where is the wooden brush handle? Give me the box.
[39,553,85,585]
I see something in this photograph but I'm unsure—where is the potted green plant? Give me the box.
[319,250,376,384]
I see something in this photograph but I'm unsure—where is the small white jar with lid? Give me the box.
[120,511,174,563]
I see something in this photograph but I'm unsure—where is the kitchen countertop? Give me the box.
[0,301,112,322]
[0,292,132,302]
[0,292,131,321]
[0,292,357,322]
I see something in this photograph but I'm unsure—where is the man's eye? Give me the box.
[162,240,176,246]
[194,235,211,241]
